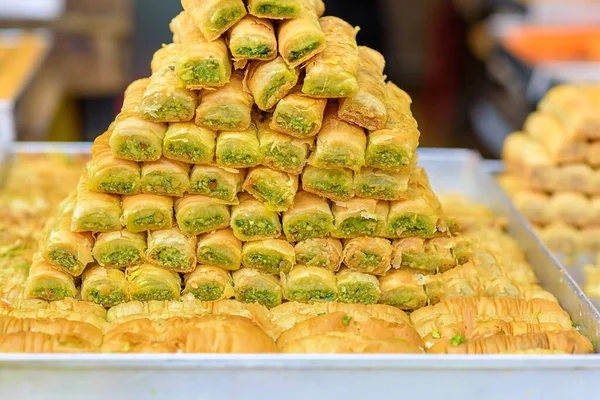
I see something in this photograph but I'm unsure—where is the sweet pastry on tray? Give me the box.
[196,228,242,270]
[271,86,327,138]
[335,268,381,305]
[141,158,191,197]
[162,122,216,165]
[338,46,388,131]
[145,227,197,273]
[259,116,314,174]
[294,237,343,271]
[170,11,232,88]
[282,191,333,242]
[183,265,234,301]
[232,268,283,308]
[228,15,277,66]
[303,17,359,98]
[110,79,167,161]
[81,265,129,307]
[283,265,338,302]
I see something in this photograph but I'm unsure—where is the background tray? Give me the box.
[1,145,600,400]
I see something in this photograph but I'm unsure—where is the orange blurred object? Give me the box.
[503,26,600,64]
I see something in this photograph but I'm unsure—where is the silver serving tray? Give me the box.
[2,144,600,400]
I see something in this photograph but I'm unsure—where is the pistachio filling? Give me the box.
[288,40,321,63]
[117,140,158,160]
[98,248,141,268]
[179,59,222,85]
[287,289,336,302]
[131,288,176,302]
[97,179,138,195]
[197,247,235,269]
[87,288,127,307]
[150,247,190,271]
[274,113,314,136]
[48,249,81,272]
[187,283,224,301]
[165,141,207,163]
[235,44,273,59]
[234,218,278,238]
[285,215,332,241]
[238,287,280,308]
[245,252,288,274]
[338,283,379,304]
[190,177,232,200]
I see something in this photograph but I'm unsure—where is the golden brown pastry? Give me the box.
[421,320,566,349]
[275,311,423,349]
[279,332,423,353]
[410,297,572,337]
[523,111,588,164]
[0,332,99,353]
[166,314,277,352]
[428,331,594,355]
[0,315,104,347]
[267,301,410,338]
[538,84,600,140]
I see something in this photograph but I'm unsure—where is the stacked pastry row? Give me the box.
[32,182,458,309]
[501,84,600,253]
[0,296,591,354]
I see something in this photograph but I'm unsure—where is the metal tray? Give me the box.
[2,145,600,400]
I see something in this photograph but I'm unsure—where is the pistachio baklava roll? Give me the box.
[378,270,427,310]
[196,228,242,271]
[183,265,234,301]
[145,227,198,273]
[247,0,302,19]
[110,79,167,162]
[246,57,299,111]
[391,238,458,275]
[216,123,263,168]
[271,86,327,138]
[174,195,231,236]
[126,263,182,301]
[25,257,77,302]
[231,193,282,241]
[303,16,360,98]
[140,158,190,197]
[278,4,325,67]
[81,265,129,307]
[181,0,246,41]
[302,166,354,201]
[88,130,141,195]
[71,175,122,233]
[294,238,344,271]
[242,239,296,275]
[336,268,381,304]
[189,164,245,202]
[343,237,393,275]
[140,44,197,123]
[386,169,442,238]
[331,198,381,239]
[92,230,147,268]
[283,266,338,303]
[365,82,420,170]
[228,15,277,65]
[121,194,173,233]
[169,12,232,89]
[307,104,367,171]
[258,117,314,174]
[233,268,283,308]
[338,46,388,131]
[282,191,333,242]
[42,193,94,277]
[354,166,413,201]
[162,122,216,165]
[195,71,254,132]
[243,166,299,212]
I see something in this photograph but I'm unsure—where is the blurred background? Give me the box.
[2,0,600,158]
